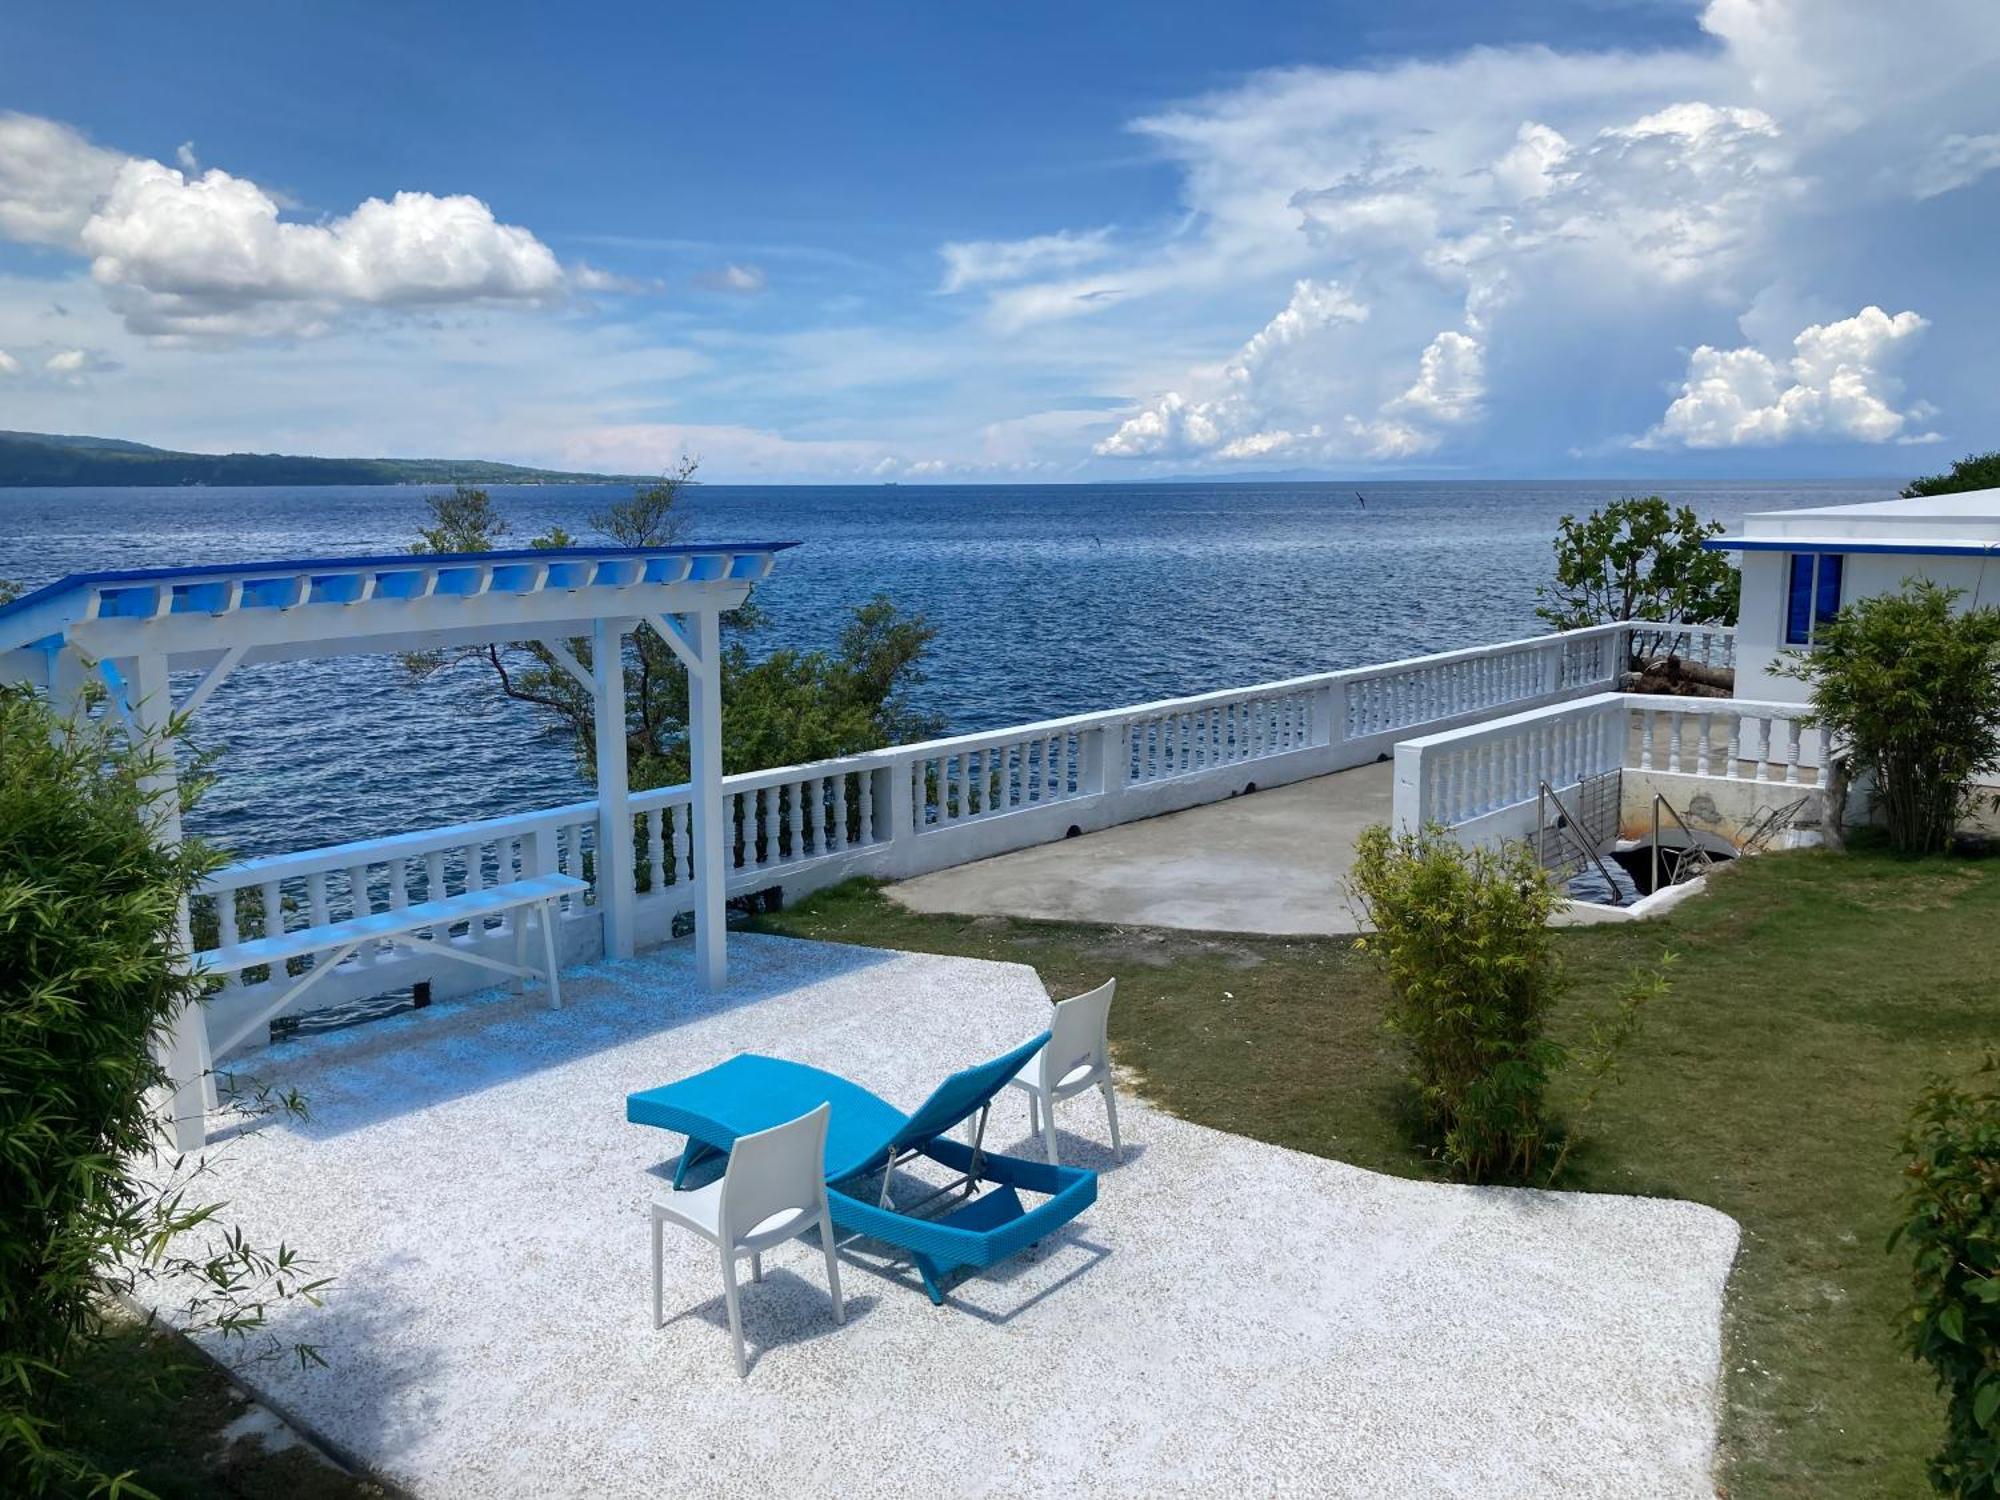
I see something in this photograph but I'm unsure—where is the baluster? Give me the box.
[345,863,370,923]
[953,751,969,819]
[857,772,875,845]
[307,870,331,927]
[646,808,666,889]
[1637,712,1654,772]
[749,786,767,863]
[1755,717,1773,782]
[1785,720,1802,784]
[256,879,283,948]
[790,778,808,857]
[832,774,849,852]
[1044,734,1059,796]
[218,887,241,948]
[425,850,446,904]
[672,803,693,882]
[1695,713,1712,776]
[1727,713,1744,778]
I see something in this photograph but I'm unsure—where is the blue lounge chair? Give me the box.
[627,1033,1098,1304]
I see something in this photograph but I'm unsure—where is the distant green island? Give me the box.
[0,430,642,487]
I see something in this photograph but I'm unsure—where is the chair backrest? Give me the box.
[721,1102,830,1246]
[890,1031,1051,1155]
[1042,979,1116,1091]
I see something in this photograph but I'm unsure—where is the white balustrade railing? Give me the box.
[195,619,1730,1044]
[1391,689,1821,845]
[1627,697,1824,784]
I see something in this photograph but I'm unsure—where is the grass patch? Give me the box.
[46,1307,383,1499]
[750,845,2000,1500]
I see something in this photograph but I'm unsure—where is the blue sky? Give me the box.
[1,1,1995,482]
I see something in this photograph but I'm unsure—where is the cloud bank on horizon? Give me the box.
[0,0,1995,483]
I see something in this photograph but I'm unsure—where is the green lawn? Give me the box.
[749,844,2000,1500]
[47,1310,383,1499]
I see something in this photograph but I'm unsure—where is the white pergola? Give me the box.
[0,541,794,1147]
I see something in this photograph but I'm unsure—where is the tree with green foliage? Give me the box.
[0,690,325,1496]
[1905,451,2000,499]
[1891,1057,2000,1500]
[404,469,944,787]
[1535,495,1739,633]
[1348,824,1662,1185]
[1783,581,2000,855]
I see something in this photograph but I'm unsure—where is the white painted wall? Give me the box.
[1735,549,2000,701]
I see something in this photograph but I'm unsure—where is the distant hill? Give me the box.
[0,430,642,487]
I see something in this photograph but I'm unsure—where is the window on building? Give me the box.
[1784,552,1844,645]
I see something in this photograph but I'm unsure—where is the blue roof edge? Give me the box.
[1704,538,2000,557]
[0,541,801,629]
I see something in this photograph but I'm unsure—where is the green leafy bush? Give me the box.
[1905,451,2000,498]
[1892,1059,2000,1499]
[1349,824,1660,1184]
[1,689,322,1496]
[1783,581,2000,855]
[1534,495,1739,633]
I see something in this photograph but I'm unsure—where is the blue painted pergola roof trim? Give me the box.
[0,541,800,664]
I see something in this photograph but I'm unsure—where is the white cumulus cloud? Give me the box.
[1643,305,1932,448]
[1095,280,1367,459]
[0,111,573,340]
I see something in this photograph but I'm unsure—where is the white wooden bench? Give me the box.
[195,871,588,1060]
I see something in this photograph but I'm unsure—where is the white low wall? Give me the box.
[1391,691,1822,851]
[195,620,1732,1052]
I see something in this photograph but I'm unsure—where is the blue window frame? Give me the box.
[1784,552,1843,645]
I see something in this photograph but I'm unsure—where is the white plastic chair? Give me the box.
[650,1102,844,1378]
[1005,978,1121,1166]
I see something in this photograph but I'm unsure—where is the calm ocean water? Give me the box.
[0,478,1895,859]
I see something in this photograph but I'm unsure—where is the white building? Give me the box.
[1709,486,2000,701]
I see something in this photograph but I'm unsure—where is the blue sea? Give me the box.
[0,478,1896,860]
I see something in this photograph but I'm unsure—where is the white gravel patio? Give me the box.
[153,932,1739,1499]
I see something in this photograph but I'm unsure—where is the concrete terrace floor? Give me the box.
[158,933,1739,1499]
[893,760,1392,935]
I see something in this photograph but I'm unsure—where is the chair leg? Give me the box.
[751,1250,763,1284]
[1043,1097,1060,1166]
[1025,1090,1039,1138]
[720,1249,746,1378]
[1102,1079,1123,1161]
[821,1216,845,1324]
[512,918,529,995]
[650,1211,664,1329]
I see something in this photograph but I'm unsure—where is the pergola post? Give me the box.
[688,607,728,990]
[131,651,209,1153]
[592,618,635,959]
[49,645,89,727]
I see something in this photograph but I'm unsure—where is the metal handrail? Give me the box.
[1738,795,1811,855]
[1651,794,1716,892]
[1537,780,1622,896]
